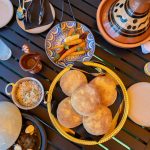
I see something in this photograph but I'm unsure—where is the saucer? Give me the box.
[0,0,14,28]
[128,82,150,127]
[16,3,55,34]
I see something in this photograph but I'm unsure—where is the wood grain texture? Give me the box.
[0,0,149,149]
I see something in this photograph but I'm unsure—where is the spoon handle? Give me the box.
[22,0,25,9]
[18,0,21,6]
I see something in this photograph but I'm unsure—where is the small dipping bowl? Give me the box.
[5,77,44,110]
[19,53,42,74]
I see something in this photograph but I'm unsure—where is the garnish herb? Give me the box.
[76,47,83,51]
[64,44,69,50]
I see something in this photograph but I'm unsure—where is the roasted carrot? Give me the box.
[69,50,88,56]
[64,34,80,43]
[49,44,64,50]
[65,39,83,46]
[68,28,75,36]
[58,42,86,61]
[50,39,82,50]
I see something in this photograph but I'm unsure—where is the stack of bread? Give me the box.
[57,70,117,136]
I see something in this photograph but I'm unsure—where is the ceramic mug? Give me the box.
[19,44,42,74]
[5,77,44,110]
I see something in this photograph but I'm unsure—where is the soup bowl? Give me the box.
[5,77,44,110]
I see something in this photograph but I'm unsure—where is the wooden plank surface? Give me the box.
[0,0,150,149]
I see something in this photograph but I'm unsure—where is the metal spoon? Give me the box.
[26,0,33,23]
[18,0,21,8]
[17,0,26,20]
[39,0,45,25]
[17,0,24,20]
[22,0,26,14]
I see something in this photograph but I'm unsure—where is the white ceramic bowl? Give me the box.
[5,77,44,110]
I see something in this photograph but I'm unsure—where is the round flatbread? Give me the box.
[83,105,112,136]
[128,82,150,127]
[57,97,82,128]
[71,84,101,116]
[90,75,117,106]
[60,70,87,96]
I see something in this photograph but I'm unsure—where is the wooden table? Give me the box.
[0,0,150,149]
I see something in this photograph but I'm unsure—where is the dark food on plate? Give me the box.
[57,97,82,128]
[71,84,101,116]
[9,120,41,150]
[90,75,117,106]
[83,105,112,136]
[60,70,87,96]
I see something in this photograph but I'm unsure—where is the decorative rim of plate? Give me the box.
[45,21,96,68]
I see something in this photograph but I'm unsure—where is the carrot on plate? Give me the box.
[68,28,75,36]
[49,44,64,50]
[65,39,83,46]
[58,42,86,61]
[50,39,83,51]
[69,50,89,56]
[64,34,80,43]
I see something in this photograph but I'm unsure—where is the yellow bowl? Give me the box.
[47,61,129,145]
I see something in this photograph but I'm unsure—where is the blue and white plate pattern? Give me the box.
[45,21,95,68]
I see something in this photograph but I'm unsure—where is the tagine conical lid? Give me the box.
[0,102,22,149]
[97,0,150,48]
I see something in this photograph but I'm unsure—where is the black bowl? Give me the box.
[9,113,47,150]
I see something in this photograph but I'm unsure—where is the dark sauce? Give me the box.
[9,119,41,150]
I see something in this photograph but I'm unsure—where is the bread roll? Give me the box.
[90,75,117,106]
[60,70,87,96]
[57,97,82,128]
[83,105,112,135]
[71,84,101,116]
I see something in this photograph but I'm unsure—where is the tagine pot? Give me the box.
[97,0,150,48]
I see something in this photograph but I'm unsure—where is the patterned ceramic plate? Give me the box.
[45,21,95,68]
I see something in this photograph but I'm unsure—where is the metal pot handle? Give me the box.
[43,91,49,104]
[5,83,15,96]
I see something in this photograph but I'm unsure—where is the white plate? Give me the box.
[0,0,14,28]
[16,3,55,34]
[128,82,150,127]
